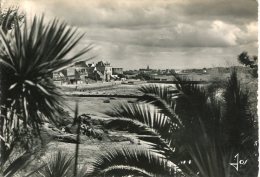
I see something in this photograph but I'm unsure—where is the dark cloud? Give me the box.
[20,0,257,28]
[14,0,258,69]
[177,0,257,25]
[83,20,257,48]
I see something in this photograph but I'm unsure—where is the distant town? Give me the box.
[52,60,249,85]
[52,61,123,85]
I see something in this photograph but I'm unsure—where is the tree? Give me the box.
[89,70,258,177]
[0,13,92,175]
[238,51,258,77]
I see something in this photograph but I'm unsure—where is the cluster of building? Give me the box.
[124,66,176,76]
[139,65,176,75]
[53,62,220,85]
[123,66,210,81]
[52,61,123,85]
[123,65,177,80]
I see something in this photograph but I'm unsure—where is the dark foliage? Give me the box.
[89,148,175,177]
[238,51,258,78]
[0,12,92,176]
[94,69,258,177]
[135,72,152,80]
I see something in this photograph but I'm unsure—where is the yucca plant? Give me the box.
[38,151,74,177]
[91,69,258,177]
[0,12,92,176]
[28,151,88,177]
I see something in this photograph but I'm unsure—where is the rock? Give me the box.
[64,125,72,133]
[54,134,79,144]
[75,114,93,125]
[108,135,129,142]
[41,123,79,144]
[52,127,63,134]
[103,100,110,103]
[80,114,92,120]
[69,124,78,134]
[91,119,103,125]
[94,129,104,135]
[82,119,92,126]
[129,138,135,144]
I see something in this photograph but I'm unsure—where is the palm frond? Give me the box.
[0,8,24,33]
[138,93,182,127]
[105,102,182,166]
[104,118,176,157]
[96,165,153,177]
[223,69,256,152]
[171,74,223,137]
[185,142,234,177]
[28,151,89,177]
[89,148,175,177]
[106,103,172,141]
[139,84,179,103]
[38,151,74,177]
[177,114,235,177]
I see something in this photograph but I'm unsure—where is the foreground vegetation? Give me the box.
[88,70,258,177]
[0,9,92,176]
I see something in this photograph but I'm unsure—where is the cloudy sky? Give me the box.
[6,0,258,69]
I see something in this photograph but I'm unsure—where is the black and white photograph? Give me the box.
[0,0,258,176]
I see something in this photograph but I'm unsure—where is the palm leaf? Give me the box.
[138,93,182,127]
[105,103,182,167]
[89,148,175,177]
[104,118,175,157]
[38,151,74,177]
[222,69,257,155]
[106,103,172,142]
[3,152,34,177]
[138,84,180,104]
[185,142,234,177]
